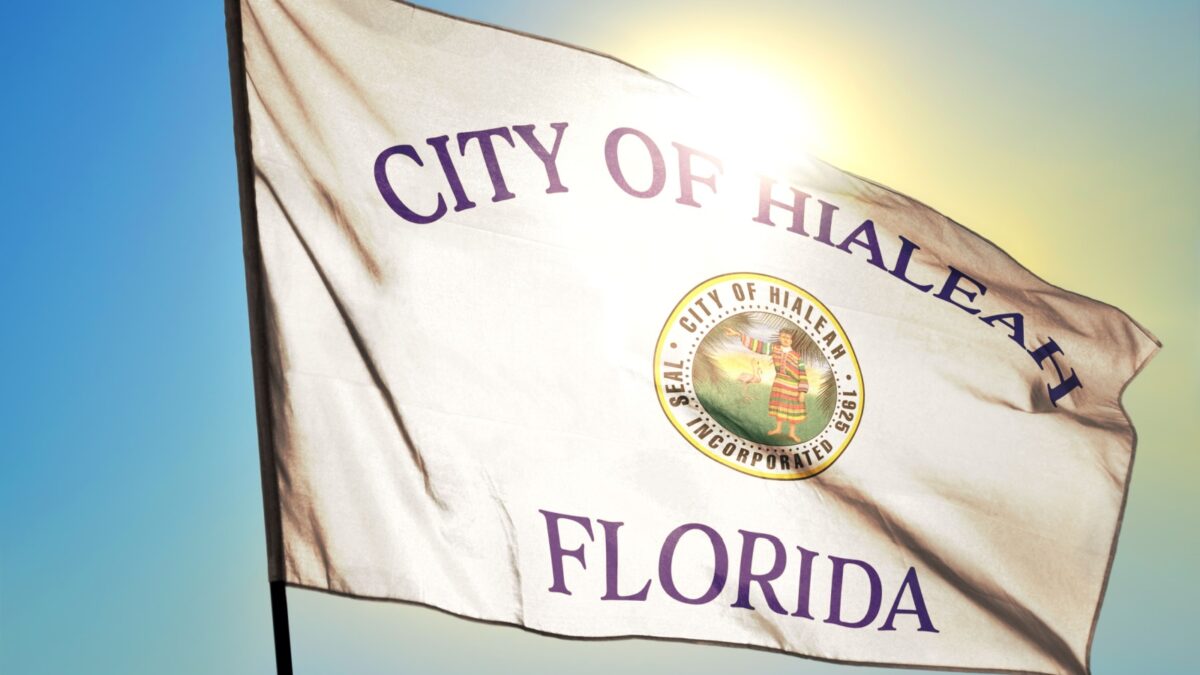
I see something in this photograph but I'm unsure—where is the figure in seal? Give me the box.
[724,326,809,443]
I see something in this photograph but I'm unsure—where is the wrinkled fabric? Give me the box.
[230,1,1159,673]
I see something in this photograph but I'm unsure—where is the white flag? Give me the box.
[227,1,1159,673]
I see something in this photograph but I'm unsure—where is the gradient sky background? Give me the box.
[1,1,1196,673]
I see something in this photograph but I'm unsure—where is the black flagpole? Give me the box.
[224,0,294,673]
[269,581,295,675]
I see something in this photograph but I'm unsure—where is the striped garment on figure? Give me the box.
[740,335,809,422]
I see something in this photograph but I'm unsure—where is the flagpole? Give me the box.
[224,0,294,673]
[269,581,295,675]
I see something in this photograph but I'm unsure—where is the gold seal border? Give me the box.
[653,272,865,480]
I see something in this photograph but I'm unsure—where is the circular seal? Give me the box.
[654,273,864,479]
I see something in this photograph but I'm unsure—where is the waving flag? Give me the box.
[226,1,1159,673]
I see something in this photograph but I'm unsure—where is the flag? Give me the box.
[226,1,1159,673]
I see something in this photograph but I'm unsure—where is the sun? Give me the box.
[647,52,827,174]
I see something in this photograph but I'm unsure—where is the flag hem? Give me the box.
[226,0,286,582]
[1080,332,1160,675]
[282,580,1072,675]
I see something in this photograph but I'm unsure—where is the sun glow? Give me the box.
[650,53,827,174]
